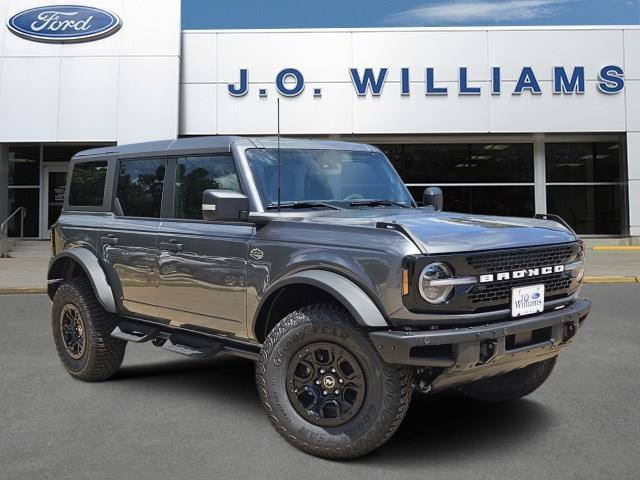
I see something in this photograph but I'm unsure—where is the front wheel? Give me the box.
[256,303,413,459]
[460,357,557,403]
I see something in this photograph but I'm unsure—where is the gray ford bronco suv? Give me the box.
[48,136,591,459]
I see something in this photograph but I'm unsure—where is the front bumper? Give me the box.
[370,298,590,387]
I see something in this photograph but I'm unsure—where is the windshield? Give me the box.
[245,148,414,209]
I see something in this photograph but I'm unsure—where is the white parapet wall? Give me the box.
[0,0,182,145]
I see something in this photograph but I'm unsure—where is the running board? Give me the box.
[110,318,260,361]
[111,319,159,343]
[159,333,224,358]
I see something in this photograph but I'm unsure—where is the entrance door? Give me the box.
[42,163,70,237]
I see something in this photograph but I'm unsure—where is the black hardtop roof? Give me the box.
[73,136,376,160]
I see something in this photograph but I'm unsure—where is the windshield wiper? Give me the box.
[266,201,344,211]
[350,200,410,208]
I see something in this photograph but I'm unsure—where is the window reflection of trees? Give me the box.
[69,161,107,206]
[117,160,165,218]
[175,156,240,220]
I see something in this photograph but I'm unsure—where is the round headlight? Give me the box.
[419,262,454,304]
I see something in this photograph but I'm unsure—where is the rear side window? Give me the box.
[68,161,108,207]
[116,158,165,218]
[174,155,241,220]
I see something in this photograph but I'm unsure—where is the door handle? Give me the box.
[100,235,119,246]
[160,239,183,252]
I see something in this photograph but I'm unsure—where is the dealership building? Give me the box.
[0,0,639,239]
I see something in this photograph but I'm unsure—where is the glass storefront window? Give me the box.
[8,146,40,186]
[6,143,106,238]
[408,186,535,218]
[547,185,623,235]
[395,143,533,183]
[43,145,93,163]
[8,188,39,237]
[377,143,535,219]
[546,142,622,183]
[402,144,467,183]
[546,141,626,235]
[378,144,403,173]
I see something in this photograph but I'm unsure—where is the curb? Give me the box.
[0,287,47,295]
[592,246,640,251]
[583,276,638,284]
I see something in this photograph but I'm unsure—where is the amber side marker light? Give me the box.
[402,268,410,296]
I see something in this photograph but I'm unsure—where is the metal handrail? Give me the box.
[0,207,27,258]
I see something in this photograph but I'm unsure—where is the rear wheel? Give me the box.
[256,303,413,459]
[460,357,557,402]
[52,278,126,382]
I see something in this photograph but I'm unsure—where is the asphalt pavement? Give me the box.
[1,285,639,480]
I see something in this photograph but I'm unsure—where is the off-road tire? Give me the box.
[256,303,413,459]
[460,357,557,402]
[52,278,126,381]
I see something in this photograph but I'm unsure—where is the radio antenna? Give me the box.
[277,97,281,212]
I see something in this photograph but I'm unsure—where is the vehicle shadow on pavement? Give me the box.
[112,356,556,463]
[113,355,262,410]
[365,390,557,465]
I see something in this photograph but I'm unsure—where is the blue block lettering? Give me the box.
[553,66,585,94]
[228,69,248,97]
[598,65,625,94]
[276,68,305,96]
[426,67,447,95]
[349,68,388,96]
[514,67,542,95]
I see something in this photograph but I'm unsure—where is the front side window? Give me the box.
[116,159,165,218]
[68,161,108,207]
[174,155,241,220]
[246,149,413,209]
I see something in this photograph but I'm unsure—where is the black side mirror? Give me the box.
[202,190,249,221]
[423,187,443,212]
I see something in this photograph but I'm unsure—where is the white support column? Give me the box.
[533,134,547,215]
[0,145,8,221]
[627,132,640,237]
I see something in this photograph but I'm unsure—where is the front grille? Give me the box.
[466,244,575,273]
[464,243,580,308]
[468,273,572,304]
[404,242,581,315]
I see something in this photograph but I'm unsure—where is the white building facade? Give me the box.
[1,0,638,238]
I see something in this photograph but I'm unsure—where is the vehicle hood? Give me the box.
[301,209,577,254]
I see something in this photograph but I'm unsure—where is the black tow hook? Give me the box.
[479,339,498,364]
[563,322,577,342]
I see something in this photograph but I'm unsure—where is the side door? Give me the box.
[156,154,253,338]
[99,157,166,318]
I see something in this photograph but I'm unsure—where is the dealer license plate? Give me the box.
[511,284,545,318]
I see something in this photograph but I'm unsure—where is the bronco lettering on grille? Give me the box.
[479,265,565,283]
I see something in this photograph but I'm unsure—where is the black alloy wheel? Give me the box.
[60,303,86,360]
[286,342,365,427]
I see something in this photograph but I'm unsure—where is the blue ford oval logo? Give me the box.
[531,292,541,300]
[7,5,121,43]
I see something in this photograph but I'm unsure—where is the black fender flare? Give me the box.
[48,248,117,313]
[257,269,388,328]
